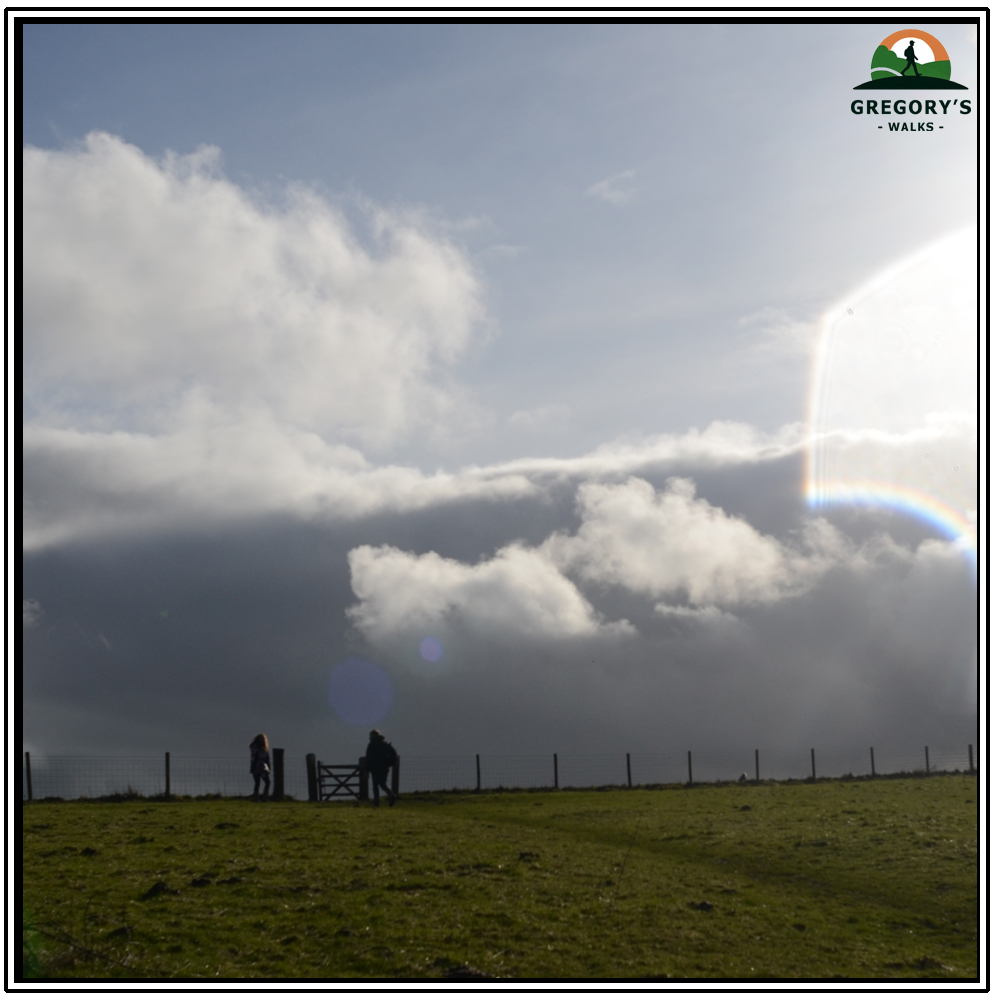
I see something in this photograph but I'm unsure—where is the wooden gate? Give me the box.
[306,754,400,802]
[315,758,368,801]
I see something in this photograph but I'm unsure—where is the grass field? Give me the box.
[21,775,978,981]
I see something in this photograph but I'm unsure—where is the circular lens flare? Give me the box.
[806,228,977,561]
[328,658,393,726]
[419,636,444,662]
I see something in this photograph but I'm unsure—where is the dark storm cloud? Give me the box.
[22,457,976,780]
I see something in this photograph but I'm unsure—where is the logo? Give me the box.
[855,29,968,89]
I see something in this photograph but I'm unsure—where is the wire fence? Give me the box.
[19,756,310,803]
[403,748,977,793]
[22,745,977,801]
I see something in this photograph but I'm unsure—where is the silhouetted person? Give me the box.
[250,733,271,801]
[901,40,921,76]
[365,729,397,807]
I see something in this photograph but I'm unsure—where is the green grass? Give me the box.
[21,776,978,981]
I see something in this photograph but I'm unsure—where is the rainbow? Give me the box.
[806,478,977,556]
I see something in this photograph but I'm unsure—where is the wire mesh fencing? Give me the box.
[22,745,977,802]
[21,755,307,802]
[398,756,479,793]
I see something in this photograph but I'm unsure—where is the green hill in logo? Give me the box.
[855,30,968,90]
[871,44,951,81]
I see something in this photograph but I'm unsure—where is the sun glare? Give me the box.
[806,228,977,555]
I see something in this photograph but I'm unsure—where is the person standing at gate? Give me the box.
[249,733,271,801]
[365,730,397,807]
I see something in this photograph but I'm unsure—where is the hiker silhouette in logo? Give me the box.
[901,40,921,76]
[365,729,397,807]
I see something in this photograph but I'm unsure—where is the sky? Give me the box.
[20,18,982,781]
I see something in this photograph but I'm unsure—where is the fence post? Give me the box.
[553,753,559,790]
[925,745,930,776]
[306,754,318,802]
[870,746,875,777]
[626,753,632,789]
[391,756,400,798]
[359,756,369,801]
[755,749,759,782]
[969,744,974,773]
[476,754,481,793]
[810,749,816,781]
[687,751,692,786]
[25,752,32,802]
[165,752,171,797]
[272,748,284,801]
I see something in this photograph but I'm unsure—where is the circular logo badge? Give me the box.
[871,30,951,82]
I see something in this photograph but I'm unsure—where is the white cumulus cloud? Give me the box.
[346,475,848,646]
[24,132,483,447]
[544,477,837,606]
[347,543,632,640]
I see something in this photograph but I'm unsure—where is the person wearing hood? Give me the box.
[364,730,397,807]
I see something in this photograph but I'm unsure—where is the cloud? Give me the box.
[347,542,632,640]
[487,421,806,480]
[24,494,976,763]
[20,129,978,776]
[24,133,839,553]
[544,477,839,606]
[654,603,743,627]
[345,473,852,649]
[24,132,484,449]
[738,307,816,357]
[808,412,977,527]
[507,403,571,431]
[23,408,808,551]
[20,131,515,549]
[22,412,536,551]
[28,364,964,564]
[481,244,527,259]
[586,169,636,204]
[23,599,42,627]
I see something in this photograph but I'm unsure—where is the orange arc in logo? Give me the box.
[878,29,950,62]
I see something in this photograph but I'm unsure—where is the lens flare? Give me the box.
[419,636,444,662]
[806,228,977,560]
[328,658,393,726]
